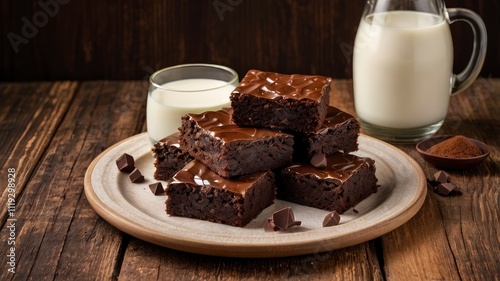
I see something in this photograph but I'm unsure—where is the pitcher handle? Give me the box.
[447,8,487,95]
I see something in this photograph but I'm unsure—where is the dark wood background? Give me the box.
[1,0,499,81]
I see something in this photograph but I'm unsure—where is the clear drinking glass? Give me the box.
[353,0,487,142]
[147,64,239,144]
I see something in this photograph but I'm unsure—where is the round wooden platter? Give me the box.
[84,133,426,258]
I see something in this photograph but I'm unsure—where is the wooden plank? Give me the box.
[1,1,498,80]
[0,81,147,280]
[0,81,77,224]
[0,81,78,279]
[428,78,500,280]
[380,78,500,280]
[381,194,462,280]
[118,238,383,281]
[0,78,497,280]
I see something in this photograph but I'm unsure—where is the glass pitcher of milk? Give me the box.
[353,0,487,142]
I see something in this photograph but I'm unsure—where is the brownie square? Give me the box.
[179,108,294,178]
[152,132,194,181]
[293,106,360,161]
[166,160,276,227]
[230,69,332,133]
[277,153,378,213]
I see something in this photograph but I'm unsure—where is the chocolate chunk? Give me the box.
[149,182,164,195]
[116,153,135,173]
[435,182,454,196]
[263,219,277,232]
[264,207,301,232]
[129,168,144,183]
[434,170,450,184]
[323,211,341,227]
[311,153,327,169]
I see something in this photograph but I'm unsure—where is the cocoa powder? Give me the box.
[427,135,482,158]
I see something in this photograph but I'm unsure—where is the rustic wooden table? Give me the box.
[0,79,498,280]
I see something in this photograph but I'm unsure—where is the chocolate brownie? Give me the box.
[179,108,294,178]
[277,153,378,213]
[152,132,194,181]
[230,69,332,132]
[166,160,276,227]
[293,106,360,161]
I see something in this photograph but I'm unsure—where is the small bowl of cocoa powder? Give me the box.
[416,135,490,169]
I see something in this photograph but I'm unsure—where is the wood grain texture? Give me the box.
[380,78,500,280]
[118,239,383,281]
[1,0,498,81]
[0,81,147,280]
[0,81,77,224]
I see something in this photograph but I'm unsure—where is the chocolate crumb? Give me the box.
[428,170,458,196]
[352,208,359,213]
[323,211,341,227]
[435,182,455,196]
[116,153,135,173]
[149,182,164,195]
[264,207,301,232]
[129,168,144,183]
[434,170,450,184]
[311,153,327,169]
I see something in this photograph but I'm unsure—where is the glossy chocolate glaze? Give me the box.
[169,160,267,194]
[186,108,290,142]
[283,153,372,183]
[232,69,332,101]
[317,106,357,134]
[156,132,181,148]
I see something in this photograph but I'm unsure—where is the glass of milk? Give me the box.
[353,0,487,142]
[147,64,239,144]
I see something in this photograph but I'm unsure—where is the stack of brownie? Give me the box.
[153,69,378,227]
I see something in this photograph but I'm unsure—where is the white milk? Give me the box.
[353,11,453,129]
[147,79,235,142]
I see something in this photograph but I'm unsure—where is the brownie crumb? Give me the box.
[152,132,194,181]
